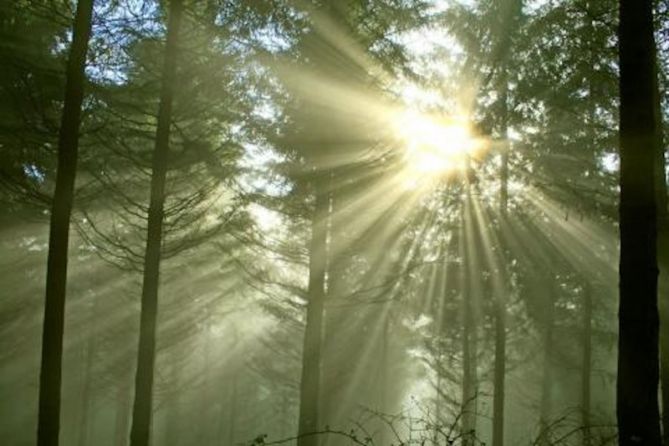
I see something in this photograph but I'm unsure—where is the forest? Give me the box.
[0,0,668,445]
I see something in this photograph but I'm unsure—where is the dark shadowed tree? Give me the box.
[617,0,662,444]
[37,1,94,445]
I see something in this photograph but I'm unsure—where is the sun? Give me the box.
[394,110,483,179]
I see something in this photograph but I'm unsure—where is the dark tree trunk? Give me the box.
[37,1,94,445]
[297,176,329,446]
[656,162,668,446]
[129,1,183,445]
[617,1,662,444]
[581,283,593,446]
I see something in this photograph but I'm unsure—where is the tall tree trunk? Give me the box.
[651,31,669,445]
[657,136,669,446]
[129,1,183,445]
[617,1,662,444]
[37,1,94,445]
[581,282,593,446]
[297,176,329,446]
[582,30,596,440]
[461,189,478,446]
[493,68,509,446]
[434,265,444,444]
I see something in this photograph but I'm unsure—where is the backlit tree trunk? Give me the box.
[617,1,662,444]
[461,185,478,446]
[129,1,183,445]
[297,176,329,446]
[651,29,669,444]
[493,68,509,446]
[37,1,94,444]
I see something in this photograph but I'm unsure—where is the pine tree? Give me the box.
[37,1,94,444]
[129,1,183,444]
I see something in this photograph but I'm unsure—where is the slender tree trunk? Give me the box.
[582,22,596,442]
[37,1,94,444]
[461,191,477,446]
[651,33,669,445]
[658,151,669,446]
[581,283,593,446]
[617,1,662,444]
[129,2,183,445]
[297,176,329,446]
[434,281,444,445]
[493,69,509,446]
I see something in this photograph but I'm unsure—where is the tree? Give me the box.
[37,1,94,445]
[617,0,662,444]
[129,1,183,444]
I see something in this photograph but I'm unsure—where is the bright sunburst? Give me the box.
[394,110,483,179]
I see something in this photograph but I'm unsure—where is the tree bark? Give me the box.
[129,1,183,445]
[297,176,329,446]
[617,1,662,444]
[37,1,94,445]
